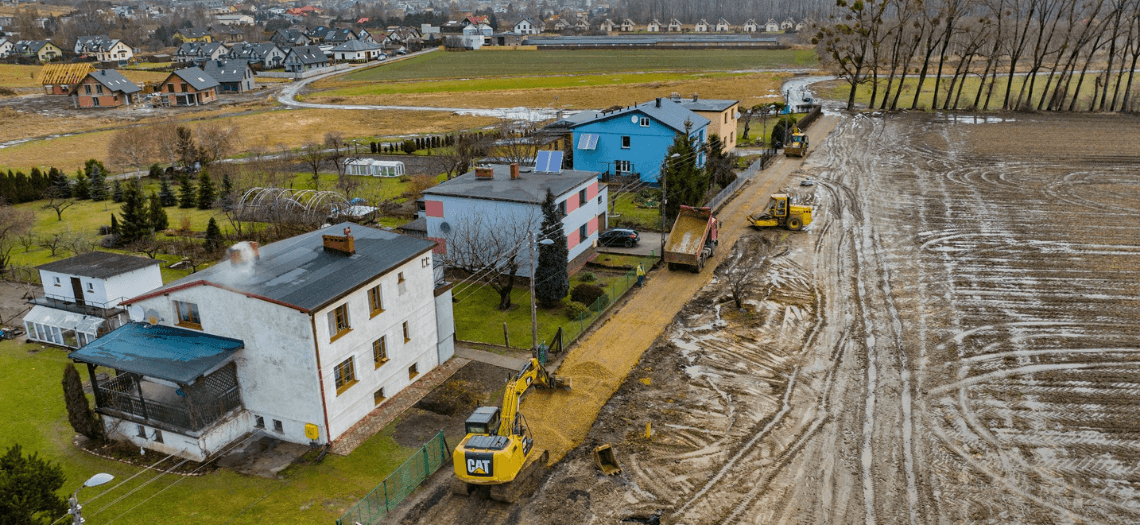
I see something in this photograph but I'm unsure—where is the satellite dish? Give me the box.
[440,221,451,234]
[631,115,638,124]
[127,305,144,322]
[144,309,162,325]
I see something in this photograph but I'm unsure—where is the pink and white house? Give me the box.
[421,158,607,273]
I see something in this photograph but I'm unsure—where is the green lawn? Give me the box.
[737,112,808,147]
[452,260,655,348]
[824,71,1124,111]
[344,49,818,82]
[321,71,745,97]
[0,338,431,524]
[609,191,663,232]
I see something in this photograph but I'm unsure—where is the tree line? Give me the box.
[815,0,1140,112]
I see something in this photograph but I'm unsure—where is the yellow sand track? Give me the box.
[527,116,841,464]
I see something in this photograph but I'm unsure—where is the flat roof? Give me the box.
[37,251,160,279]
[676,98,738,112]
[70,322,244,384]
[129,223,436,312]
[422,164,600,205]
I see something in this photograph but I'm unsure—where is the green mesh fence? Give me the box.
[558,258,650,347]
[336,430,450,525]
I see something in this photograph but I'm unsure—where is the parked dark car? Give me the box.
[598,228,640,248]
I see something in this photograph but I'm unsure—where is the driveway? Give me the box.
[595,231,663,257]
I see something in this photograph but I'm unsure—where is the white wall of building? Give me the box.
[131,285,326,445]
[434,288,455,363]
[311,252,440,440]
[39,264,161,307]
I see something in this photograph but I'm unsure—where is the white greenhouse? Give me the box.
[344,158,406,177]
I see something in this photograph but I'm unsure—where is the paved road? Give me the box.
[595,232,663,257]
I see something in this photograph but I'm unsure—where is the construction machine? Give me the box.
[785,128,809,157]
[452,358,570,502]
[748,194,813,231]
[664,205,719,273]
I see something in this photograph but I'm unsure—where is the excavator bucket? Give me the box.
[593,443,622,475]
[552,375,572,389]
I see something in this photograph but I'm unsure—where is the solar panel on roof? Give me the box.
[534,151,564,172]
[577,133,599,150]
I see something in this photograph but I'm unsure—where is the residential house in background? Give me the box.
[357,28,379,43]
[175,41,229,65]
[74,36,134,65]
[228,42,286,69]
[24,252,162,349]
[74,69,141,107]
[283,45,329,73]
[209,25,246,43]
[202,59,255,93]
[271,28,311,47]
[384,27,422,49]
[324,28,358,45]
[782,18,795,30]
[40,63,94,95]
[68,224,454,461]
[331,39,385,62]
[694,19,709,32]
[174,28,213,43]
[598,19,615,32]
[742,19,758,32]
[512,17,540,34]
[667,19,683,32]
[561,97,709,183]
[675,94,740,153]
[159,67,219,106]
[765,19,780,32]
[716,19,731,32]
[0,38,13,58]
[620,19,636,31]
[646,19,661,32]
[306,25,333,43]
[574,18,590,31]
[214,14,254,26]
[422,161,607,273]
[13,40,64,62]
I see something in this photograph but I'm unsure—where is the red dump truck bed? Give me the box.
[664,206,718,272]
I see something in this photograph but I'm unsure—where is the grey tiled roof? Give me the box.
[202,59,249,83]
[676,98,738,112]
[567,97,710,134]
[86,69,141,94]
[423,164,600,205]
[171,67,220,90]
[37,251,159,279]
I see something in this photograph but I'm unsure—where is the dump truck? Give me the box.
[452,358,570,502]
[748,194,812,231]
[785,129,809,157]
[664,205,719,273]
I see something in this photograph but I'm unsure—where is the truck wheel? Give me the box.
[788,217,803,231]
[668,263,677,271]
[695,256,705,273]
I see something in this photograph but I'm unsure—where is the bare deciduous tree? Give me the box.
[196,122,242,170]
[0,205,35,274]
[301,142,326,191]
[444,210,539,311]
[41,186,75,221]
[109,126,156,177]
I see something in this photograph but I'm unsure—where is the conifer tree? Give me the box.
[111,179,124,203]
[148,192,169,231]
[87,161,108,202]
[662,122,708,221]
[158,176,176,206]
[534,189,570,308]
[110,214,120,235]
[48,168,70,198]
[197,172,216,210]
[63,363,104,442]
[205,217,223,251]
[178,174,197,209]
[73,170,90,200]
[118,181,150,244]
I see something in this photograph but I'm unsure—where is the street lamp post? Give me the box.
[659,153,680,263]
[69,472,113,524]
[529,232,555,351]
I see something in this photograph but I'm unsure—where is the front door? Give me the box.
[70,277,85,307]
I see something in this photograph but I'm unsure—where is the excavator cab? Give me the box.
[464,406,501,436]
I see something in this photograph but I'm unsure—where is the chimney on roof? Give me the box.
[655,97,661,108]
[227,241,260,264]
[693,93,699,101]
[510,162,519,179]
[323,226,355,255]
[475,165,494,179]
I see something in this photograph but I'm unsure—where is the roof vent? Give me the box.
[323,226,355,255]
[693,93,699,101]
[510,163,519,179]
[655,97,661,108]
[475,166,494,179]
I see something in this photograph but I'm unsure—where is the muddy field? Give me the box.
[399,110,1140,524]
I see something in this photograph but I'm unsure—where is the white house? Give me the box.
[214,14,254,26]
[782,17,796,30]
[330,39,385,62]
[716,18,731,32]
[765,19,780,32]
[74,36,134,64]
[667,19,683,32]
[598,18,615,32]
[620,19,636,32]
[422,161,608,274]
[742,19,758,32]
[512,17,540,35]
[0,38,13,58]
[694,19,709,32]
[646,19,661,32]
[68,225,455,461]
[25,252,163,349]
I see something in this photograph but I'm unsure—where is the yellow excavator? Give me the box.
[748,194,813,231]
[452,358,570,502]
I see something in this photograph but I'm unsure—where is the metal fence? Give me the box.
[336,430,451,525]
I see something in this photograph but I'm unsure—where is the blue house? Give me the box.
[564,97,709,183]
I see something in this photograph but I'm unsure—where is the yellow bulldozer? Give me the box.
[748,194,813,231]
[451,358,570,502]
[784,128,809,157]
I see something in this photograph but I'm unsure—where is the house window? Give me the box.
[621,136,631,149]
[398,272,407,295]
[403,321,411,342]
[615,160,632,174]
[53,277,60,286]
[558,201,566,216]
[329,304,351,341]
[724,112,729,123]
[408,363,419,380]
[174,301,201,329]
[181,83,188,92]
[639,117,650,127]
[334,357,357,394]
[84,84,91,94]
[373,336,388,367]
[579,224,588,241]
[93,98,100,107]
[273,420,283,432]
[255,415,265,428]
[398,272,405,283]
[153,429,163,443]
[96,85,103,94]
[87,282,93,292]
[579,189,587,206]
[368,285,383,316]
[137,424,146,438]
[374,388,386,405]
